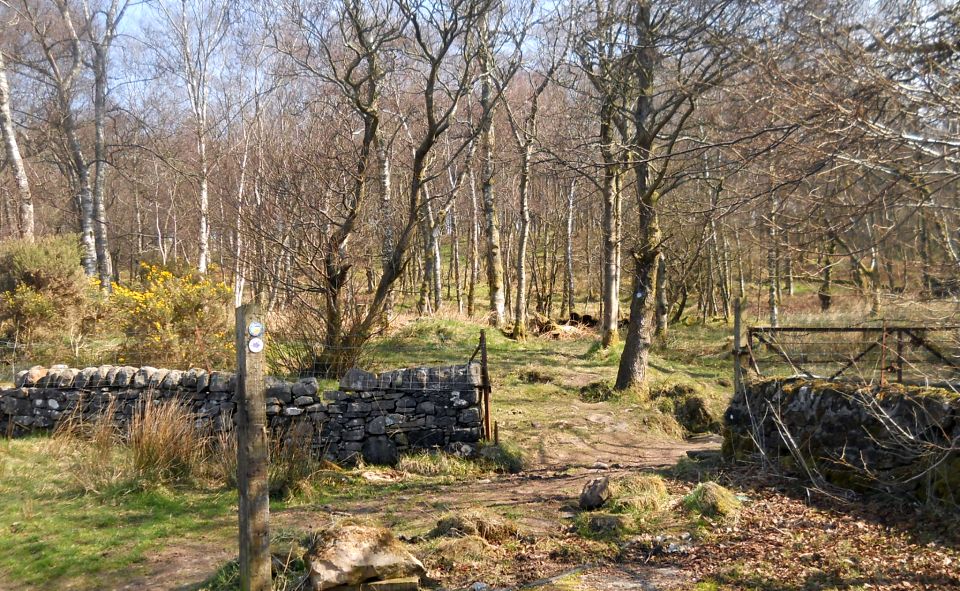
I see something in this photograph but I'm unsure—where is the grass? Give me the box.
[0,437,236,589]
[0,312,741,588]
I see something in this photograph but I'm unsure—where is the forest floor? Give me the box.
[1,307,958,590]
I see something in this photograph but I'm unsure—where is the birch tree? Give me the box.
[0,50,33,241]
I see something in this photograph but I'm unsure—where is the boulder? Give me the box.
[306,525,425,590]
[579,476,611,510]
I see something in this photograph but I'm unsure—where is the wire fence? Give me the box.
[746,325,960,387]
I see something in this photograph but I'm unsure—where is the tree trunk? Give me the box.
[767,200,778,327]
[467,169,479,317]
[0,53,34,241]
[479,31,505,327]
[818,239,834,312]
[512,143,532,339]
[92,44,113,291]
[653,253,667,342]
[600,119,622,346]
[564,179,576,318]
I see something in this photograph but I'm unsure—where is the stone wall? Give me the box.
[0,363,485,465]
[724,378,959,503]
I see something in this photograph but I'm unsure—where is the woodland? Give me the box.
[0,2,959,589]
[1,0,958,384]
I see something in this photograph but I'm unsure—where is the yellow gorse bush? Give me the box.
[111,263,234,368]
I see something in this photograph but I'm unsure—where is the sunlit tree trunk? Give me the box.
[0,53,34,241]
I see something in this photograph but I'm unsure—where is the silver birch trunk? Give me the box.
[564,179,576,317]
[479,26,505,327]
[0,53,34,241]
[513,142,532,339]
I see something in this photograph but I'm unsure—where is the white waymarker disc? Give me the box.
[248,321,264,337]
[248,337,264,353]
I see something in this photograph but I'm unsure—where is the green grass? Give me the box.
[0,437,236,589]
[0,314,743,588]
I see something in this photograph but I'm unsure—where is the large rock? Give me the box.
[306,525,426,590]
[579,476,611,510]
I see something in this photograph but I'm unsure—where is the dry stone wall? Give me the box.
[724,378,959,503]
[0,363,484,465]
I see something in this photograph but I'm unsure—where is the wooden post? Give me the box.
[733,297,744,397]
[880,321,887,387]
[235,303,271,591]
[480,329,491,441]
[896,329,904,384]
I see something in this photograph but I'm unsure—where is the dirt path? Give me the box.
[117,423,718,591]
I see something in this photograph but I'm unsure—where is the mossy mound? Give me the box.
[682,482,741,519]
[429,508,520,543]
[580,381,616,403]
[649,380,722,433]
[422,535,496,569]
[574,512,632,540]
[610,474,669,514]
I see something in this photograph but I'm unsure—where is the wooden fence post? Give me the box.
[480,329,491,441]
[235,303,271,591]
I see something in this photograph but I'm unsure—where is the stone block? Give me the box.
[294,395,316,406]
[362,436,399,465]
[340,368,377,392]
[458,408,481,425]
[209,371,234,392]
[347,401,372,414]
[342,428,365,442]
[161,369,183,389]
[416,401,435,414]
[368,415,387,435]
[284,407,303,416]
[450,427,480,442]
[149,368,170,389]
[133,366,157,388]
[292,377,319,397]
[193,370,209,392]
[181,368,200,389]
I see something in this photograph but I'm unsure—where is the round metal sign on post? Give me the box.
[248,337,264,353]
[248,321,265,338]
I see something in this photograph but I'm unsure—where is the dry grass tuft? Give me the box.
[128,396,203,481]
[429,508,521,543]
[611,473,670,514]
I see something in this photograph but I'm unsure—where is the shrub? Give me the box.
[0,235,94,344]
[112,263,233,367]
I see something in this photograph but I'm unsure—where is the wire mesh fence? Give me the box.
[746,325,960,387]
